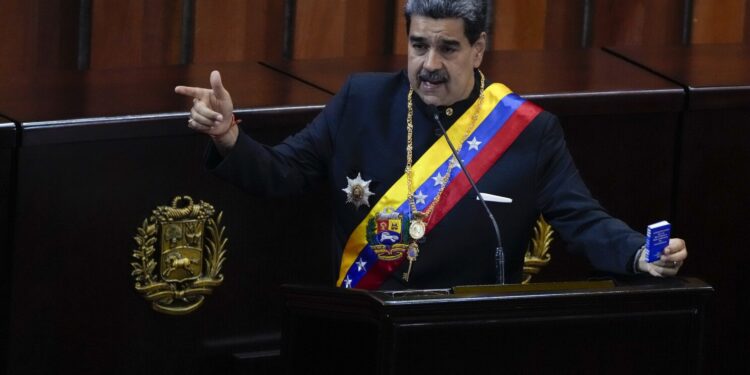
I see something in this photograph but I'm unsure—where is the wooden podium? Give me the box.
[282,278,712,375]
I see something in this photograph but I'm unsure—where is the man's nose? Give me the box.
[423,49,443,71]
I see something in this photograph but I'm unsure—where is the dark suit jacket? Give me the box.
[208,71,645,289]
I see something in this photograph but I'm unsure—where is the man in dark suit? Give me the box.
[175,0,687,289]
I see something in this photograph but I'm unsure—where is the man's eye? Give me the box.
[412,43,427,51]
[441,46,456,54]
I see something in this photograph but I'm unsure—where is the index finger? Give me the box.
[663,238,686,255]
[661,248,687,262]
[174,85,209,99]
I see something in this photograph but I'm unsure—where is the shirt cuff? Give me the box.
[632,246,646,273]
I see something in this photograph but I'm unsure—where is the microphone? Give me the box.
[429,106,506,284]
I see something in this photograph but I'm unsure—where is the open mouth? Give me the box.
[418,70,448,89]
[421,80,445,89]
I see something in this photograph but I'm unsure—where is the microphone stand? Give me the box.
[430,108,505,284]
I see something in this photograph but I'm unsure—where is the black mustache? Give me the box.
[418,70,448,84]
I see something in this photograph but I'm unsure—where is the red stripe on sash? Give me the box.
[428,102,542,232]
[356,257,404,289]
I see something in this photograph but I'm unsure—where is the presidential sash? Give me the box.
[338,84,542,289]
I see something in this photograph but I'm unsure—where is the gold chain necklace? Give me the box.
[402,70,486,281]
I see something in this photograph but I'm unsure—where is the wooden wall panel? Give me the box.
[4,0,750,71]
[293,0,389,59]
[492,0,548,50]
[591,0,685,47]
[393,0,586,53]
[0,0,79,72]
[90,0,182,69]
[344,0,390,56]
[0,0,36,72]
[692,0,747,44]
[393,0,408,55]
[293,0,347,59]
[395,0,586,53]
[544,0,587,49]
[140,0,183,66]
[192,0,285,63]
[34,0,80,69]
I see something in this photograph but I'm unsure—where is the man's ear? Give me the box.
[472,32,487,68]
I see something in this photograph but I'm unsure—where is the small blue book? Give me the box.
[645,221,671,263]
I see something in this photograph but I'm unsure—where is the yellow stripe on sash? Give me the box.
[336,83,514,286]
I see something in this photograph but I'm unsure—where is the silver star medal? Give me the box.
[342,173,375,209]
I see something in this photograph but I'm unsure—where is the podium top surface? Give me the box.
[283,277,712,308]
[378,277,710,304]
[0,121,15,148]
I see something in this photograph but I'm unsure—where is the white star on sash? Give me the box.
[449,157,462,169]
[431,172,445,186]
[414,190,428,205]
[356,258,367,272]
[344,276,353,288]
[467,137,482,151]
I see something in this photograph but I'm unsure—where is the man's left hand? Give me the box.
[637,238,687,277]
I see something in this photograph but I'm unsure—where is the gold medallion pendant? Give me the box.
[409,219,426,240]
[131,196,227,315]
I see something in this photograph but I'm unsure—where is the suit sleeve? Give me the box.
[534,112,645,274]
[205,78,351,196]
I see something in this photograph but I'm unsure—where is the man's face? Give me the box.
[407,16,486,106]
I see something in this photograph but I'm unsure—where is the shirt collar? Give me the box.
[408,69,485,127]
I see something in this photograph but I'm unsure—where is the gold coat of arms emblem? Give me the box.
[131,196,227,315]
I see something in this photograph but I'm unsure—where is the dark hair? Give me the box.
[405,0,488,44]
